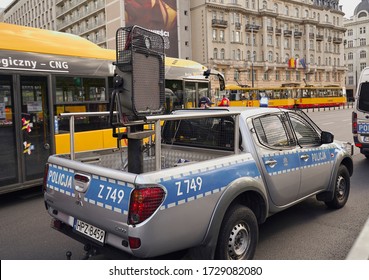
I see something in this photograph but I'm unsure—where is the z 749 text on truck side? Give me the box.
[43,107,353,260]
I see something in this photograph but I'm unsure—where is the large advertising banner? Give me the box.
[124,0,178,57]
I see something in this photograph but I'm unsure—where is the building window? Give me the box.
[348,64,353,72]
[234,70,240,80]
[347,29,353,36]
[286,71,290,81]
[361,51,367,59]
[213,48,218,59]
[275,70,280,80]
[267,34,273,45]
[348,76,354,85]
[219,30,224,41]
[263,71,269,81]
[274,3,278,13]
[348,52,353,60]
[236,49,241,60]
[360,63,367,71]
[360,38,366,46]
[268,51,273,62]
[212,29,217,40]
[220,48,225,59]
[296,71,300,81]
[326,72,330,82]
[235,31,240,42]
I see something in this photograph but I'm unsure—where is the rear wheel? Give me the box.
[215,204,258,260]
[325,165,350,209]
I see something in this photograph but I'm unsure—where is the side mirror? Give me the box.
[321,131,334,144]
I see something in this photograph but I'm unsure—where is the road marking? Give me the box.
[322,122,334,125]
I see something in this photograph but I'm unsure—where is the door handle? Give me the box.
[300,154,310,161]
[265,159,277,168]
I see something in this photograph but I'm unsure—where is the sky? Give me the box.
[0,0,12,9]
[0,0,364,18]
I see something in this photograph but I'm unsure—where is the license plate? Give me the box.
[358,123,369,134]
[74,219,105,244]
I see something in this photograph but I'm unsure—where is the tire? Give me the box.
[325,165,350,209]
[215,204,258,260]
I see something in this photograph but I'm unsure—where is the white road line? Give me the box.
[322,122,335,125]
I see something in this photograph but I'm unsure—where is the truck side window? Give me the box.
[358,82,369,111]
[289,114,321,147]
[253,114,295,149]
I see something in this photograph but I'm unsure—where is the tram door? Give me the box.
[20,76,51,181]
[0,75,18,187]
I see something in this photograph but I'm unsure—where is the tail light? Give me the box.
[128,186,165,225]
[352,112,357,134]
[43,164,50,193]
[129,237,141,249]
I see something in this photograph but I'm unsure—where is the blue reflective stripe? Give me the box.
[46,165,74,195]
[262,147,337,175]
[159,159,261,209]
[85,176,132,214]
[46,164,131,214]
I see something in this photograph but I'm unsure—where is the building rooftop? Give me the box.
[354,0,369,16]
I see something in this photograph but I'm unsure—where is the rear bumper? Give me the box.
[50,218,139,260]
[353,135,369,155]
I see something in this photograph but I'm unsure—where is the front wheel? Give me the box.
[325,165,350,209]
[215,204,258,260]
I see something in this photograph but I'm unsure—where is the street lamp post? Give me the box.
[251,26,254,88]
[249,24,259,88]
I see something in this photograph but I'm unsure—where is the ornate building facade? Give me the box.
[191,0,346,90]
[344,0,369,99]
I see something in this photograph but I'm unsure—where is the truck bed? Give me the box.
[59,144,233,173]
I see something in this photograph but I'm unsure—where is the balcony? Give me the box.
[316,34,324,41]
[212,19,228,28]
[333,37,343,44]
[245,24,260,32]
[309,33,315,39]
[327,36,332,42]
[267,26,273,33]
[283,30,292,37]
[275,28,282,35]
[294,31,302,37]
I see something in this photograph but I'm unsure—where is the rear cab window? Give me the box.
[162,116,239,151]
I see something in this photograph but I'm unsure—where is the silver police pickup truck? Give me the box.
[43,107,353,260]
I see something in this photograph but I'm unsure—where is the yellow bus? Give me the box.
[226,84,346,109]
[0,22,217,194]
